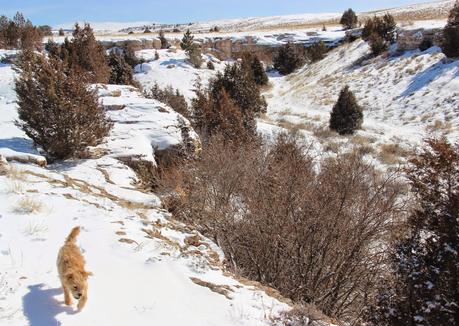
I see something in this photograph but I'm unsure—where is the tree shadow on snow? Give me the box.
[0,137,39,155]
[400,59,459,97]
[22,284,75,326]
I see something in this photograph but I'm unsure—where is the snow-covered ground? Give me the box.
[135,49,225,100]
[0,55,290,325]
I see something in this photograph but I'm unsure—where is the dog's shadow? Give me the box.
[22,284,76,326]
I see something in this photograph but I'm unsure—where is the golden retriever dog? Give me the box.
[57,226,92,311]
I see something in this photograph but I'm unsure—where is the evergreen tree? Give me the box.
[186,44,203,68]
[369,138,459,326]
[108,51,137,86]
[159,30,169,49]
[273,42,305,75]
[180,29,194,51]
[369,33,389,56]
[192,61,267,140]
[14,51,112,160]
[362,15,397,42]
[340,9,358,30]
[250,55,268,86]
[442,1,459,58]
[329,86,363,135]
[241,53,268,86]
[362,14,397,55]
[70,23,110,83]
[306,41,328,62]
[58,28,65,36]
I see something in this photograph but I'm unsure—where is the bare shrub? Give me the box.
[172,132,405,323]
[272,305,331,326]
[378,143,407,165]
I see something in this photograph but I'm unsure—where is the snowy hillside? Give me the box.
[56,0,453,34]
[261,40,458,164]
[0,56,291,325]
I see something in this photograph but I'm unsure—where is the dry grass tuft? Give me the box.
[378,143,408,165]
[13,197,44,214]
[6,166,28,181]
[23,221,48,236]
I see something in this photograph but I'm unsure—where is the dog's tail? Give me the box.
[65,226,80,244]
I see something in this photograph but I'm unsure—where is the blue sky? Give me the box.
[0,0,431,27]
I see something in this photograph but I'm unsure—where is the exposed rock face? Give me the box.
[397,28,443,51]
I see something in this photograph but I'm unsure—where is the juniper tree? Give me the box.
[14,51,112,160]
[273,42,305,75]
[340,9,358,30]
[363,14,397,55]
[159,30,169,49]
[329,85,363,135]
[442,1,459,58]
[186,44,203,68]
[250,54,268,86]
[192,61,267,140]
[180,29,194,51]
[108,51,137,86]
[369,138,459,326]
[306,41,328,63]
[49,23,110,83]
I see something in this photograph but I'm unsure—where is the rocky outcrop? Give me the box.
[397,28,443,51]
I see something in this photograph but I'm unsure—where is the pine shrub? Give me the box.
[186,45,203,68]
[108,51,137,86]
[244,53,268,86]
[49,23,110,83]
[362,14,397,55]
[306,41,328,62]
[340,9,359,30]
[180,29,194,51]
[369,33,389,56]
[192,61,266,140]
[159,30,169,49]
[273,42,305,75]
[442,1,459,58]
[0,12,43,50]
[14,51,112,160]
[149,83,189,118]
[329,85,363,135]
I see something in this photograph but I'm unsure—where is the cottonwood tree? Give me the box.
[15,51,112,160]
